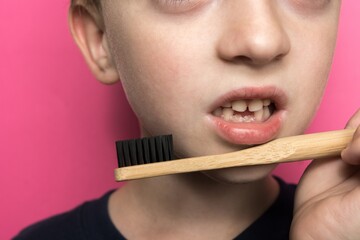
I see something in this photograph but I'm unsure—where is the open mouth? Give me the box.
[212,99,276,123]
[206,86,288,145]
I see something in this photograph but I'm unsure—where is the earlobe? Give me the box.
[68,5,119,84]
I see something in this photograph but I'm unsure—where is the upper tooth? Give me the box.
[263,99,271,106]
[232,100,247,112]
[221,102,232,108]
[248,100,263,112]
[218,99,273,115]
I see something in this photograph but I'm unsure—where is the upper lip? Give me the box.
[208,85,288,113]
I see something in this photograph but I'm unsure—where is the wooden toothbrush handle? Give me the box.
[114,129,355,181]
[253,128,355,164]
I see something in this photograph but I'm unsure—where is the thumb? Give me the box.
[341,108,360,165]
[295,108,360,207]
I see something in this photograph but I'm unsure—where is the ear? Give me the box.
[68,5,119,84]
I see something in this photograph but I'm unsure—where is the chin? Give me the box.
[202,164,278,184]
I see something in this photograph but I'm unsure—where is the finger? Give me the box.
[341,125,360,165]
[296,109,360,206]
[345,108,360,129]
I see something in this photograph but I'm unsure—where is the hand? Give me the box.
[291,109,360,240]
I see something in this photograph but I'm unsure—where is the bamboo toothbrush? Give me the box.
[114,129,355,181]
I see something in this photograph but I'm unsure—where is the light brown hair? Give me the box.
[70,0,101,11]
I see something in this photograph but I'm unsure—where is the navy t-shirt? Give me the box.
[13,177,296,240]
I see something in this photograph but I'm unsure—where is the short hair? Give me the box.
[70,0,101,11]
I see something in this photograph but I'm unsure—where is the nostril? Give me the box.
[274,53,286,61]
[220,54,253,64]
[234,55,253,63]
[230,54,283,66]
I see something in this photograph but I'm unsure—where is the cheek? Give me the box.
[109,24,206,134]
[286,50,331,130]
[290,15,338,93]
[127,46,197,112]
[283,50,332,135]
[277,12,338,135]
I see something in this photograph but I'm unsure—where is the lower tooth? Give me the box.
[222,108,234,121]
[232,115,255,123]
[242,115,255,123]
[221,108,270,123]
[263,106,271,120]
[255,109,264,122]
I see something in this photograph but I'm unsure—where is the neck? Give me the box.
[110,172,279,238]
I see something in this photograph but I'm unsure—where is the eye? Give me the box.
[155,0,207,13]
[159,0,192,6]
[162,0,189,5]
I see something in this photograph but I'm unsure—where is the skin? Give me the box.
[69,0,360,239]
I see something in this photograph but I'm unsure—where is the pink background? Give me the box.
[1,1,359,239]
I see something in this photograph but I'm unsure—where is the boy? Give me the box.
[14,0,360,239]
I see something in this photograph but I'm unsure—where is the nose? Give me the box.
[217,1,290,66]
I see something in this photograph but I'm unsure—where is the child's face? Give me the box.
[101,0,341,182]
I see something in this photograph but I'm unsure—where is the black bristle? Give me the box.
[123,141,131,167]
[115,135,174,168]
[129,140,138,165]
[162,135,172,161]
[143,138,151,164]
[115,141,124,167]
[136,139,144,165]
[168,135,174,160]
[149,137,157,163]
[155,137,164,161]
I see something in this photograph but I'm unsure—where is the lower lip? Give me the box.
[207,110,286,145]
